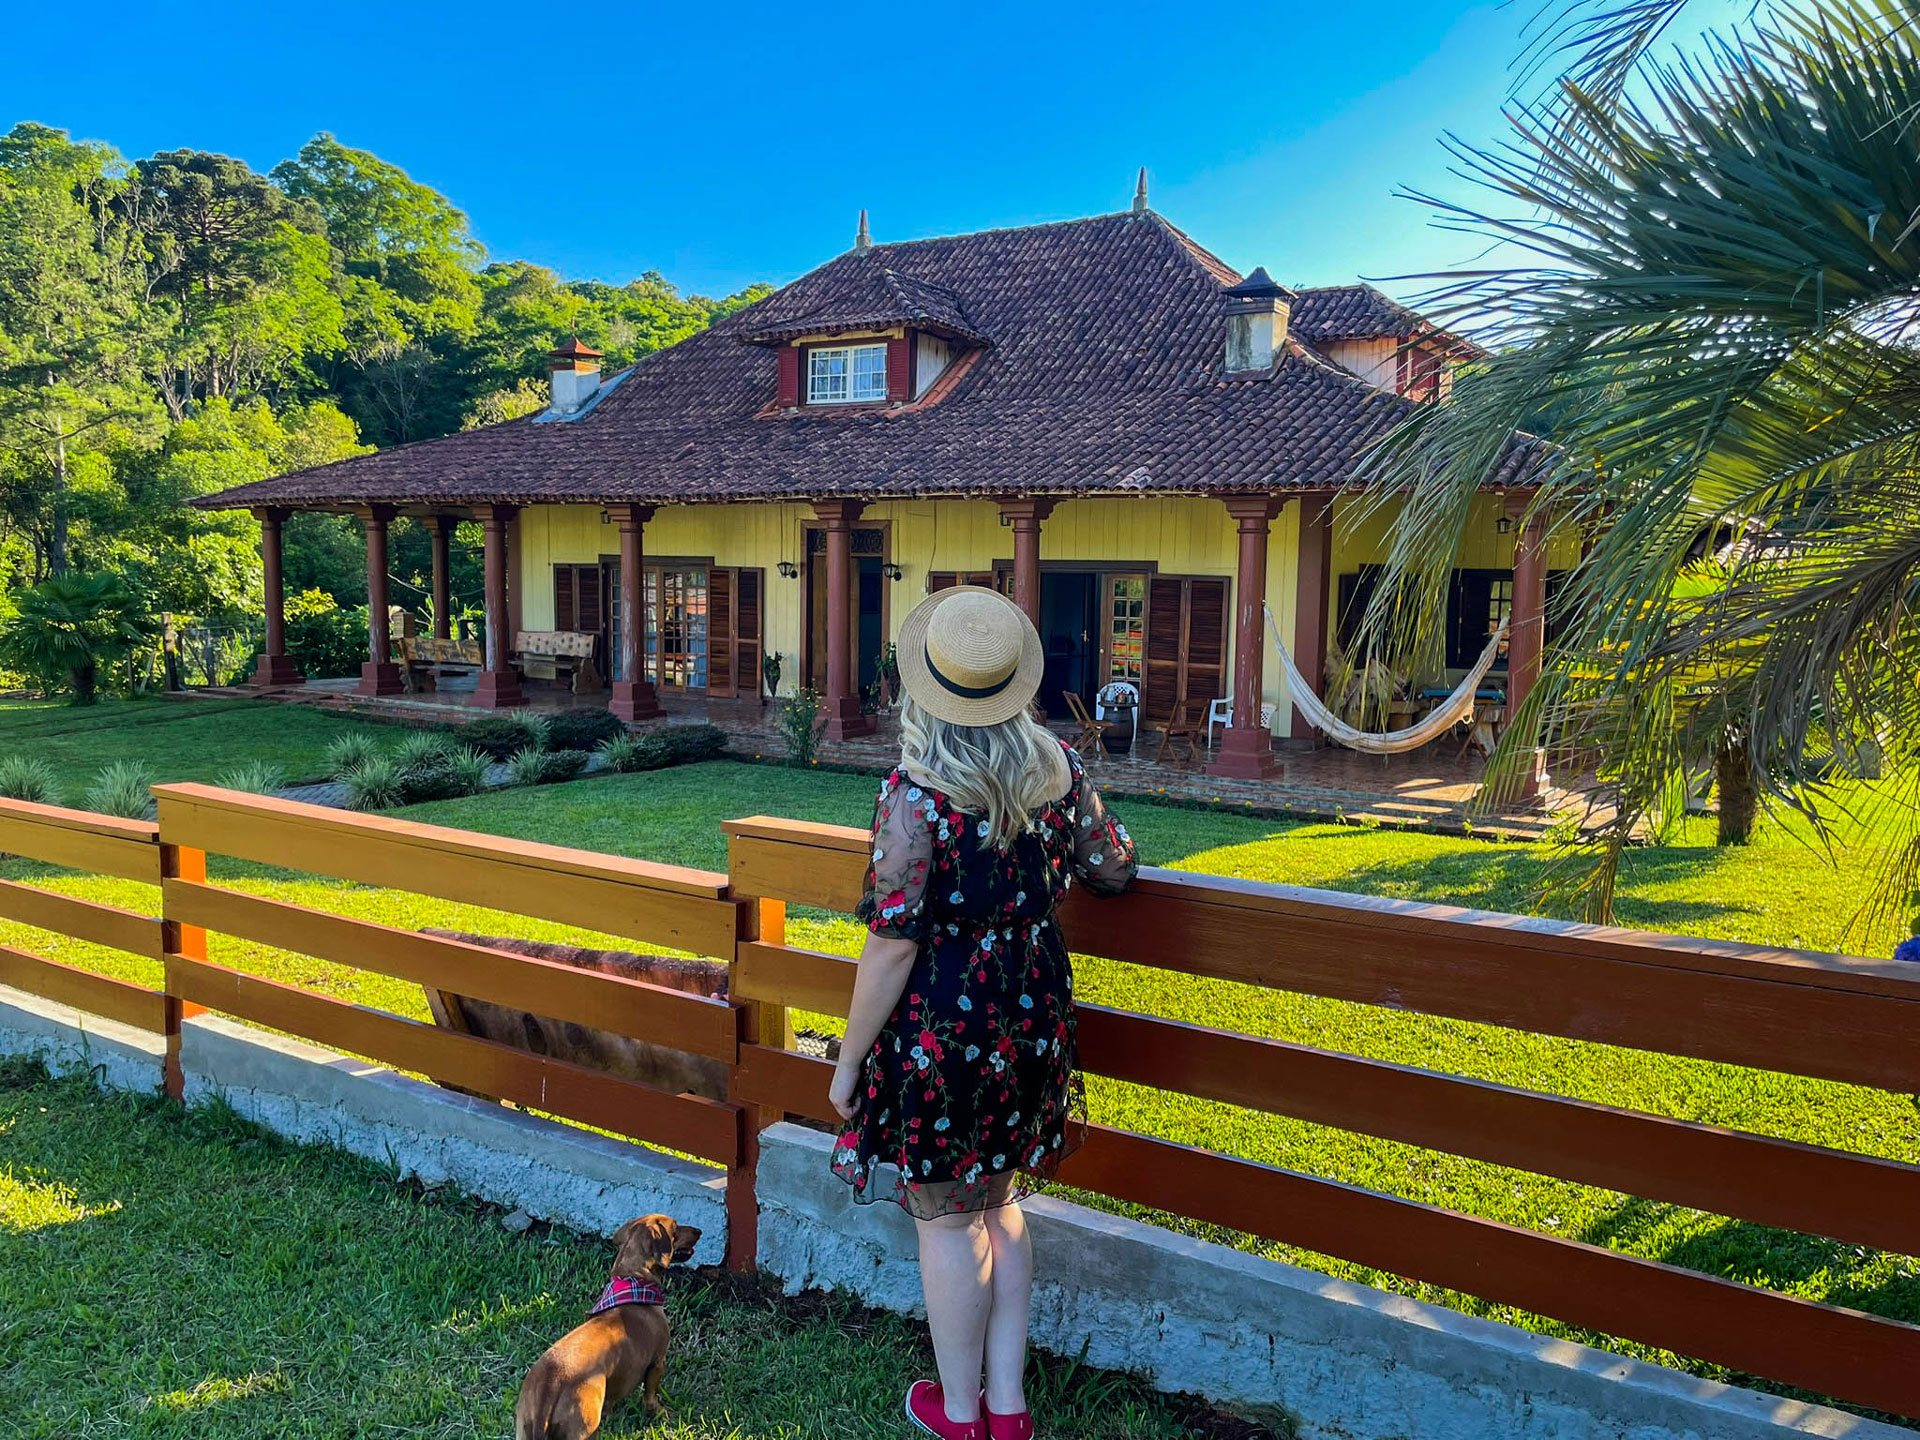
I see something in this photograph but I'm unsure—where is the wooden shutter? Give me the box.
[1141,577,1187,722]
[927,571,996,594]
[1141,575,1232,721]
[553,567,576,632]
[734,567,764,699]
[1185,578,1229,708]
[708,567,735,697]
[574,566,603,635]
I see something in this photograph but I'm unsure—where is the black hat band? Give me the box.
[924,644,1016,700]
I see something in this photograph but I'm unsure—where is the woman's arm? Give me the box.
[829,932,919,1120]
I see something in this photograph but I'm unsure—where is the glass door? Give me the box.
[646,566,710,689]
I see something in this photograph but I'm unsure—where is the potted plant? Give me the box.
[762,650,783,705]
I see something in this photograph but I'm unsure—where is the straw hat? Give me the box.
[895,585,1045,727]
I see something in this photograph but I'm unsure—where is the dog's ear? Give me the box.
[609,1218,654,1275]
[669,1225,701,1264]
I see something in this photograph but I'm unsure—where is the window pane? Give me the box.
[851,344,887,401]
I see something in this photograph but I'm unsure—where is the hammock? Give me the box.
[1262,603,1508,755]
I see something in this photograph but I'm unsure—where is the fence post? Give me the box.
[724,891,791,1275]
[158,838,207,1102]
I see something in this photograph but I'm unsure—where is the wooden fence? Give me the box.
[2,789,1917,1420]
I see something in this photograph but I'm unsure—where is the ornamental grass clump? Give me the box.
[0,756,59,805]
[390,729,454,774]
[324,732,381,780]
[83,760,156,819]
[216,760,285,795]
[342,754,404,811]
[442,746,493,795]
[456,712,548,760]
[504,746,550,787]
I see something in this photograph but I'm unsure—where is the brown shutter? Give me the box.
[709,567,735,696]
[886,336,912,403]
[1184,577,1229,709]
[927,572,957,593]
[553,567,575,632]
[776,346,800,407]
[734,567,763,699]
[574,566,603,634]
[1142,576,1186,722]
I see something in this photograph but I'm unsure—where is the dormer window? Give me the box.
[808,343,888,404]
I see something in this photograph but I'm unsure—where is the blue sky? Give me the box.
[4,1,1748,301]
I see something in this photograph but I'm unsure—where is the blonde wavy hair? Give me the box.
[898,694,1072,848]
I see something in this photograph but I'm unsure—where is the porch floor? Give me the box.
[230,675,1601,842]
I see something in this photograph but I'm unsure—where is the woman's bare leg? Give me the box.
[916,1208,992,1423]
[982,1199,1033,1415]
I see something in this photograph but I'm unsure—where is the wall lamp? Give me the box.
[881,562,904,582]
[1495,515,1515,536]
[777,560,799,580]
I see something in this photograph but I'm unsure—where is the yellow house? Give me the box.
[200,199,1551,780]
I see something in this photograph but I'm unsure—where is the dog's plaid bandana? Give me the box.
[587,1273,666,1317]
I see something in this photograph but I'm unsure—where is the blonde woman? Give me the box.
[827,587,1137,1440]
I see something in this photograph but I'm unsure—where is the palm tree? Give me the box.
[0,572,150,705]
[1354,0,1920,928]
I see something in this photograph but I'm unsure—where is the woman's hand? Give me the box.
[828,1061,863,1123]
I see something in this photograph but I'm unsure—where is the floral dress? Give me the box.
[831,745,1137,1218]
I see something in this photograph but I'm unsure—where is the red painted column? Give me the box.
[430,515,454,641]
[997,497,1055,629]
[610,503,663,723]
[1209,495,1284,781]
[1507,505,1549,797]
[1288,495,1334,747]
[471,503,526,709]
[815,499,874,740]
[249,507,303,687]
[355,506,405,697]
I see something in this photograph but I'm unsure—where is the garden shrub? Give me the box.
[396,762,475,805]
[0,756,59,805]
[457,712,548,760]
[660,723,726,764]
[541,749,590,783]
[543,707,626,752]
[597,733,642,772]
[284,590,369,681]
[390,729,453,773]
[0,572,152,706]
[343,754,403,811]
[504,746,550,786]
[83,760,156,819]
[776,690,824,767]
[443,747,493,794]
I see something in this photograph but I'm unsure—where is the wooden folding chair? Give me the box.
[1061,691,1107,756]
[1153,700,1204,768]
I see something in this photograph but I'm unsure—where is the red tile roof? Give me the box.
[196,212,1533,512]
[1292,283,1485,356]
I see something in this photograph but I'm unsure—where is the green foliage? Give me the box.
[390,727,453,773]
[82,758,154,818]
[596,732,642,772]
[541,706,626,752]
[442,745,492,794]
[776,689,824,768]
[0,571,151,704]
[762,649,782,701]
[540,748,590,783]
[0,754,57,804]
[660,722,726,764]
[324,730,381,780]
[284,589,369,680]
[342,753,403,811]
[455,711,546,760]
[503,745,550,787]
[215,759,285,795]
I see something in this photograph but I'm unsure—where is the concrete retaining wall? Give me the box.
[0,984,1902,1440]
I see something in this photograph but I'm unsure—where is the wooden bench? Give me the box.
[513,629,603,694]
[397,636,484,692]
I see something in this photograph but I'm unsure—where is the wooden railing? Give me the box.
[722,814,1920,1422]
[3,788,1918,1419]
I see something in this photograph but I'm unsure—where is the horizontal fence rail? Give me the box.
[8,786,1920,1420]
[0,798,169,1033]
[721,814,1920,1421]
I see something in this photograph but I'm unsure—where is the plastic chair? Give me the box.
[1205,699,1277,747]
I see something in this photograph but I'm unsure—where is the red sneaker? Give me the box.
[984,1398,1035,1440]
[906,1381,985,1440]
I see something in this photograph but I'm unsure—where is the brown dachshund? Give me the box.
[515,1215,701,1439]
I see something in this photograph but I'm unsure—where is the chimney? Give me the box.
[854,209,872,254]
[1223,267,1290,374]
[548,337,603,415]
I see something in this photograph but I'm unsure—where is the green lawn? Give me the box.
[5,705,1919,1413]
[1,696,398,799]
[0,1061,1198,1439]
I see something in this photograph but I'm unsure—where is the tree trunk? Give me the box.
[1715,725,1755,846]
[48,434,70,577]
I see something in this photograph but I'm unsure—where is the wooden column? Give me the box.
[1288,494,1334,747]
[997,497,1056,628]
[430,515,454,641]
[1507,504,1549,797]
[814,499,874,740]
[610,503,663,723]
[249,507,303,687]
[471,503,526,709]
[1209,495,1284,781]
[355,505,405,697]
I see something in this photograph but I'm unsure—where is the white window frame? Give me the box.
[807,343,888,405]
